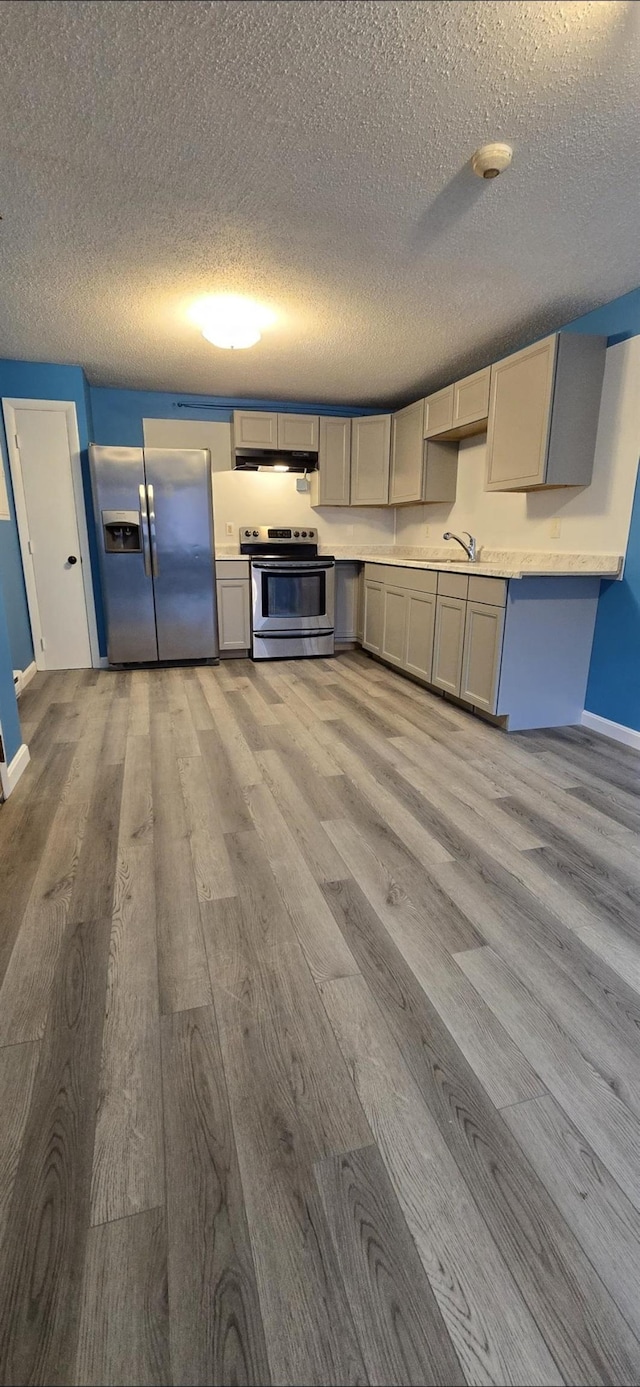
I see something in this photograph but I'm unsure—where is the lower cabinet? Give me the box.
[381,586,408,665]
[460,601,505,712]
[381,584,436,681]
[335,562,361,641]
[432,595,466,695]
[363,577,384,654]
[359,564,602,731]
[362,563,507,716]
[405,590,436,682]
[216,577,250,652]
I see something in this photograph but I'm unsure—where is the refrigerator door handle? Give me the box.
[139,484,152,578]
[147,483,159,577]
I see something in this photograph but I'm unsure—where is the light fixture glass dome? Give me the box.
[192,294,275,350]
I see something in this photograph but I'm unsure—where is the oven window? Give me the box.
[262,570,326,619]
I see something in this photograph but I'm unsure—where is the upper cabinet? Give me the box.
[350,414,391,506]
[389,399,425,504]
[390,398,457,505]
[277,413,319,451]
[451,366,491,435]
[310,416,351,506]
[485,333,606,491]
[232,409,279,449]
[232,410,318,453]
[423,385,454,438]
[423,366,491,441]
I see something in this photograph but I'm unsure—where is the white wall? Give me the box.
[396,336,640,556]
[143,416,395,548]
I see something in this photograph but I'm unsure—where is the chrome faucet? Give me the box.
[443,531,477,562]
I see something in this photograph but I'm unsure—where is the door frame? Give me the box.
[2,397,101,670]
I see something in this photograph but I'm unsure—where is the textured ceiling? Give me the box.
[0,0,639,405]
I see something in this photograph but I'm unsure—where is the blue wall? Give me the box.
[0,578,21,763]
[89,385,379,447]
[0,507,32,672]
[563,285,640,347]
[560,288,640,732]
[586,466,640,730]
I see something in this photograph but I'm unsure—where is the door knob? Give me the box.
[67,555,78,565]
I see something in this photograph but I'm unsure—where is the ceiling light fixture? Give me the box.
[190,294,276,350]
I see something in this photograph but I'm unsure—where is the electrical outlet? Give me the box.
[424,524,430,537]
[225,522,234,536]
[550,519,561,539]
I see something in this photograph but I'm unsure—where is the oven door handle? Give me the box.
[252,562,334,573]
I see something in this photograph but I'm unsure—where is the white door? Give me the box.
[3,400,95,670]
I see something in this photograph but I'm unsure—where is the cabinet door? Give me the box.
[423,385,454,438]
[485,336,557,490]
[363,579,383,653]
[232,410,278,450]
[404,590,436,682]
[335,562,360,640]
[356,569,364,643]
[381,586,408,666]
[316,417,351,505]
[460,602,505,713]
[389,399,425,504]
[432,595,466,695]
[453,366,490,430]
[216,578,250,651]
[351,415,391,505]
[277,413,319,451]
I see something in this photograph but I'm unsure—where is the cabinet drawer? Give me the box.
[363,563,437,594]
[467,575,507,607]
[436,571,468,599]
[215,560,249,579]
[424,385,454,438]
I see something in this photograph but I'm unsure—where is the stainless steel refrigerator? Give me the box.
[89,445,218,665]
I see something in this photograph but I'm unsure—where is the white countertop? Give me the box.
[215,546,622,580]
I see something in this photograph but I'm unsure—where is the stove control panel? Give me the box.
[240,526,317,544]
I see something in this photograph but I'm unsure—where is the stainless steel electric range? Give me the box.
[239,526,335,659]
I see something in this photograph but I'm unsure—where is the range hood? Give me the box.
[234,447,318,473]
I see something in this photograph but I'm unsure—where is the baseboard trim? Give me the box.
[581,710,640,751]
[20,660,37,692]
[0,742,31,799]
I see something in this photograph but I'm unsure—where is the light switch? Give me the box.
[550,519,561,538]
[225,522,234,536]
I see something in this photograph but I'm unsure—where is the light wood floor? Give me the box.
[2,654,640,1385]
